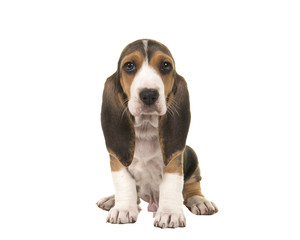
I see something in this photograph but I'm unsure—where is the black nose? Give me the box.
[139,89,159,105]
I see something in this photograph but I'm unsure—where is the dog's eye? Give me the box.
[123,61,136,73]
[160,61,172,74]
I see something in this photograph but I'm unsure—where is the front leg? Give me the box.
[107,154,140,224]
[154,153,186,228]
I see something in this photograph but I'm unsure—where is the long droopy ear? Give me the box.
[101,72,135,167]
[159,73,191,166]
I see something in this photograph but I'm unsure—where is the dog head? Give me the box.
[117,39,176,117]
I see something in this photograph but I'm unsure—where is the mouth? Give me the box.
[140,105,161,115]
[135,106,164,117]
[128,102,166,117]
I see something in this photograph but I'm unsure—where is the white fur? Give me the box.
[128,62,167,117]
[111,168,137,205]
[158,173,184,209]
[107,168,139,223]
[128,115,164,212]
[128,115,186,227]
[154,173,186,228]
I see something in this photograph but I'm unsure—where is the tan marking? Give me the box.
[183,165,205,204]
[164,150,183,175]
[120,51,145,98]
[149,51,175,97]
[109,152,125,171]
[183,181,205,204]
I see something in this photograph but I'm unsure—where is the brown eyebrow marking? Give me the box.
[119,51,145,98]
[149,51,174,69]
[149,51,175,97]
[121,51,145,69]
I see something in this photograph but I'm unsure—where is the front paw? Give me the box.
[153,208,186,228]
[106,205,139,224]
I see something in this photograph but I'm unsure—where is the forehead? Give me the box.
[118,39,174,65]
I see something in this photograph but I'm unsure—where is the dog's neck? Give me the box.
[134,114,159,140]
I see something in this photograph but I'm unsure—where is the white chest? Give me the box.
[127,115,164,211]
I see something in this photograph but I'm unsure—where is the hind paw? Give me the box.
[96,195,115,211]
[186,196,218,215]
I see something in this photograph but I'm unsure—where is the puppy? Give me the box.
[97,39,218,228]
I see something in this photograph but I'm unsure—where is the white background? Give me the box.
[0,0,300,239]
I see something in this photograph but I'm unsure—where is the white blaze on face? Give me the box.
[128,61,167,116]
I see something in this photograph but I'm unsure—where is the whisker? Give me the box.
[168,100,180,117]
[122,98,129,105]
[167,106,175,119]
[118,97,129,120]
[120,106,128,120]
[170,99,180,111]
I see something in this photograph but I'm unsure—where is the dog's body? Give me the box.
[97,40,218,228]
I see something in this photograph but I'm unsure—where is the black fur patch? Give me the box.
[159,74,191,165]
[147,39,174,62]
[101,73,135,167]
[183,145,199,181]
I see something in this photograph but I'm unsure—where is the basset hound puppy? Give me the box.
[96,39,218,228]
